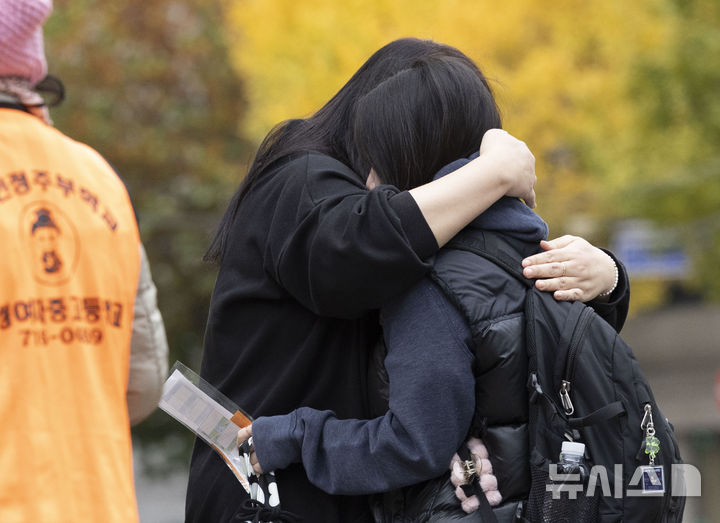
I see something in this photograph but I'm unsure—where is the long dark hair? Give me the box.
[354,55,501,191]
[205,38,482,262]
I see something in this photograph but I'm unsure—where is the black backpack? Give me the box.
[448,231,686,523]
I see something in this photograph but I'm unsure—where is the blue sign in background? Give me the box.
[612,221,690,278]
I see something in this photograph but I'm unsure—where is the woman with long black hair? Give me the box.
[187,38,623,522]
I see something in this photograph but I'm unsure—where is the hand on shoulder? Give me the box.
[521,235,617,302]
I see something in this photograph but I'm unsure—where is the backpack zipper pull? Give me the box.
[559,380,574,415]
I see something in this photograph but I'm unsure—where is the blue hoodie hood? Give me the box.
[434,154,548,243]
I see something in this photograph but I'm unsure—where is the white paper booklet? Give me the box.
[159,361,253,493]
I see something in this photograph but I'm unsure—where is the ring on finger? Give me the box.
[561,262,566,277]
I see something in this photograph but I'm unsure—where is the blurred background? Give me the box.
[43,0,719,521]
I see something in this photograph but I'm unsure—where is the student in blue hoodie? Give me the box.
[238,50,627,521]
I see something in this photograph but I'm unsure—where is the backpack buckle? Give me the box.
[462,459,477,481]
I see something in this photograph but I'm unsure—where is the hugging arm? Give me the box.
[240,280,475,495]
[264,131,535,318]
[409,129,536,246]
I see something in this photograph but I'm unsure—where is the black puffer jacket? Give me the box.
[368,229,629,522]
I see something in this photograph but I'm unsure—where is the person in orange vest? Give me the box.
[0,0,169,521]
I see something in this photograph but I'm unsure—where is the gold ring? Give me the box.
[561,263,566,277]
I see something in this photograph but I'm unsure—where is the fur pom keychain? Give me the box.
[449,437,502,513]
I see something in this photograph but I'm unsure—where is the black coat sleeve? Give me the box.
[262,153,438,318]
[587,249,630,332]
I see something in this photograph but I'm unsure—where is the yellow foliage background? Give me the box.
[227,0,671,228]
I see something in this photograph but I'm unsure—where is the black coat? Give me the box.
[369,229,629,522]
[185,153,437,522]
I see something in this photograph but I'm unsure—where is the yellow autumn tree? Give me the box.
[225,0,671,231]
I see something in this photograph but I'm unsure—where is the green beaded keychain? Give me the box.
[640,404,665,493]
[641,404,660,465]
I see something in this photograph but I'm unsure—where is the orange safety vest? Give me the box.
[0,108,141,523]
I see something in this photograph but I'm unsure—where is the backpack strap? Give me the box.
[567,401,626,428]
[456,444,499,523]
